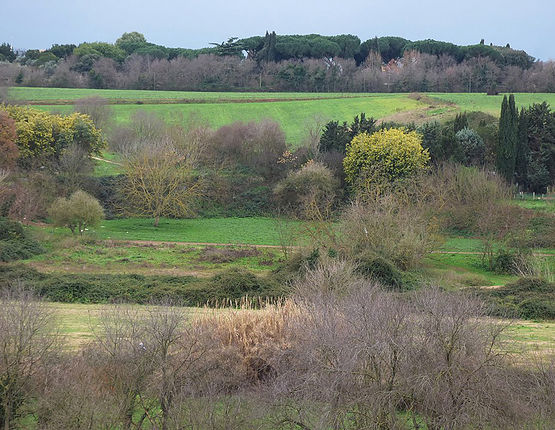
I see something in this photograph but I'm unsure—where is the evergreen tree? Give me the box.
[514,108,529,188]
[453,112,468,133]
[496,95,518,182]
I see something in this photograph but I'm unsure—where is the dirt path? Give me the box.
[92,156,122,166]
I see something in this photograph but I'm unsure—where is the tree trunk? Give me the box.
[154,216,160,227]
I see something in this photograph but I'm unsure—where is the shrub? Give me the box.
[424,164,514,235]
[48,190,104,235]
[0,265,286,305]
[484,277,555,319]
[204,120,287,181]
[343,128,429,193]
[0,217,44,262]
[338,197,438,270]
[273,160,340,219]
[455,127,485,166]
[355,251,404,289]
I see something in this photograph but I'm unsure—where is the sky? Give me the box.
[3,0,555,60]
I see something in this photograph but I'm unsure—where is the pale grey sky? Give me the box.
[3,0,554,60]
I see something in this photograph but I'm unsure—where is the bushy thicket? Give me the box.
[0,217,43,262]
[273,161,340,219]
[482,277,555,319]
[0,265,287,305]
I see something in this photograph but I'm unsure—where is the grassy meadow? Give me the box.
[11,87,555,145]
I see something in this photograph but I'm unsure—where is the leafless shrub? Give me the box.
[73,96,112,129]
[0,286,59,428]
[405,288,517,429]
[292,259,366,299]
[36,355,120,429]
[338,195,439,270]
[204,119,287,180]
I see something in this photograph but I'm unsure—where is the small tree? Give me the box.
[455,127,485,166]
[120,143,199,227]
[48,190,104,235]
[343,128,429,194]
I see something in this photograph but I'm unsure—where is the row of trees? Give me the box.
[497,96,555,191]
[1,31,552,92]
[2,32,535,67]
[2,51,553,93]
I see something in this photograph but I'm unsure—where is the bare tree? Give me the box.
[120,142,200,227]
[0,286,58,430]
[73,96,112,129]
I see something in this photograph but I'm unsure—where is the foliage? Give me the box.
[455,127,485,166]
[319,113,376,154]
[0,111,18,168]
[343,128,429,189]
[453,112,468,133]
[0,217,43,262]
[0,105,104,164]
[0,265,285,305]
[273,161,339,219]
[484,277,555,319]
[354,251,404,289]
[48,190,104,235]
[496,94,518,183]
[518,102,555,192]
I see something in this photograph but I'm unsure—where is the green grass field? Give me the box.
[14,88,555,145]
[8,87,378,102]
[429,93,555,115]
[41,217,299,246]
[33,95,423,144]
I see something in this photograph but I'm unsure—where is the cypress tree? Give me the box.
[514,107,529,188]
[454,112,468,133]
[496,95,518,182]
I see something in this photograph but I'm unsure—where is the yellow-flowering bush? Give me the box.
[0,105,104,161]
[343,128,429,187]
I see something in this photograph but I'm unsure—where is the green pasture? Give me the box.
[27,237,281,276]
[40,217,299,246]
[32,95,422,144]
[8,87,377,102]
[429,93,555,115]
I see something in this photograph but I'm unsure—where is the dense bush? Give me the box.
[196,168,272,217]
[273,161,340,219]
[484,277,555,319]
[48,190,104,235]
[354,251,404,289]
[0,218,43,262]
[0,105,104,165]
[455,127,486,166]
[343,128,429,192]
[0,264,286,305]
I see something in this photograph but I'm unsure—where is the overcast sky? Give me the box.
[3,0,554,60]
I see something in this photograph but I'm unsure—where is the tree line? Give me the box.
[0,32,553,92]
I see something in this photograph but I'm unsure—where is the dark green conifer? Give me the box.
[496,94,518,182]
